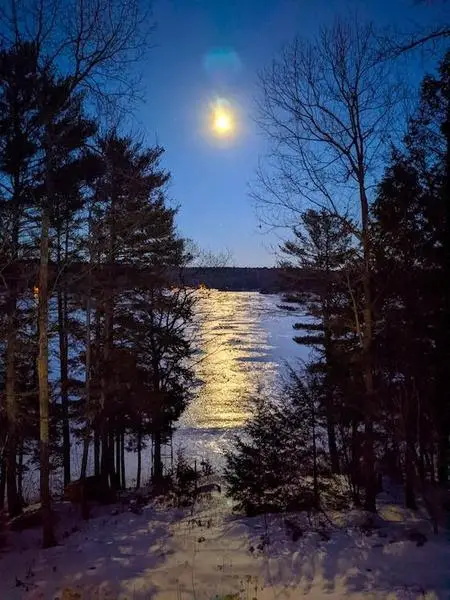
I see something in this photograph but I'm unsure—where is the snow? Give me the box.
[1,488,449,599]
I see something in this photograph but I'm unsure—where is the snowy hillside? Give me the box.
[1,487,449,599]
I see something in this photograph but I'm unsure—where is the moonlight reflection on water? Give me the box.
[174,291,307,465]
[61,291,307,490]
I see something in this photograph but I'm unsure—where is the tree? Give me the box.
[88,131,190,488]
[407,50,450,485]
[118,285,195,483]
[0,0,153,115]
[255,16,402,511]
[0,0,155,546]
[0,41,43,517]
[371,155,433,508]
[225,369,330,516]
[35,67,97,546]
[370,50,450,503]
[380,0,449,59]
[280,208,355,474]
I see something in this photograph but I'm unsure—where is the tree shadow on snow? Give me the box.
[226,511,450,598]
[2,502,186,600]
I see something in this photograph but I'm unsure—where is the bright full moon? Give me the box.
[213,110,233,134]
[211,100,235,138]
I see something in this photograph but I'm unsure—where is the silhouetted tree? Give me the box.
[280,208,355,474]
[88,132,190,488]
[0,41,43,518]
[256,16,404,511]
[225,368,333,516]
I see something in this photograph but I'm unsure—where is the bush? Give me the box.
[225,371,336,516]
[200,457,214,477]
[174,448,199,506]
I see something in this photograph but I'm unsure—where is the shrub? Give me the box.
[225,370,337,516]
[174,448,199,506]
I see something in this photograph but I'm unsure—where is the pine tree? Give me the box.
[46,99,98,487]
[407,51,450,486]
[88,132,191,488]
[280,209,356,475]
[0,41,43,517]
[118,285,195,481]
[35,69,96,545]
[225,369,329,516]
[370,51,450,506]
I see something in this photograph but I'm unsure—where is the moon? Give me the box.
[211,100,235,138]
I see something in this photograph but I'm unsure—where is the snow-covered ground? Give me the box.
[1,486,449,599]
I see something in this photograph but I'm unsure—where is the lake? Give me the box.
[175,290,308,465]
[26,291,308,497]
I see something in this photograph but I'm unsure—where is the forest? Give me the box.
[227,24,450,524]
[0,0,450,598]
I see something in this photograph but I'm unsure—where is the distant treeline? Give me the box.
[2,264,325,293]
[175,267,323,292]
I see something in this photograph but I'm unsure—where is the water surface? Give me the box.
[173,290,307,468]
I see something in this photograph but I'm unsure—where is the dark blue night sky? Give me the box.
[136,0,447,266]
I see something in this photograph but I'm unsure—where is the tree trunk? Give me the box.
[101,425,110,487]
[311,398,319,509]
[323,315,339,474]
[57,287,70,486]
[100,293,113,488]
[438,103,450,486]
[94,425,100,477]
[115,429,121,489]
[326,416,340,475]
[405,438,417,510]
[80,434,89,480]
[108,429,118,489]
[0,456,6,510]
[153,430,163,481]
[121,432,126,490]
[81,263,93,481]
[17,439,24,507]
[38,203,56,548]
[5,288,21,517]
[360,183,377,513]
[351,419,361,506]
[362,301,377,511]
[136,428,142,489]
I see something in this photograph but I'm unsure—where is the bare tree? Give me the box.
[186,241,234,269]
[0,0,154,114]
[255,17,403,511]
[379,0,449,59]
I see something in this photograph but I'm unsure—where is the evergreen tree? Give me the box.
[407,50,450,486]
[0,41,43,517]
[370,51,450,507]
[225,369,330,516]
[87,132,191,488]
[118,285,195,482]
[34,64,97,546]
[280,209,356,476]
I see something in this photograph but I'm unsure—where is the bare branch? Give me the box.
[254,15,404,234]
